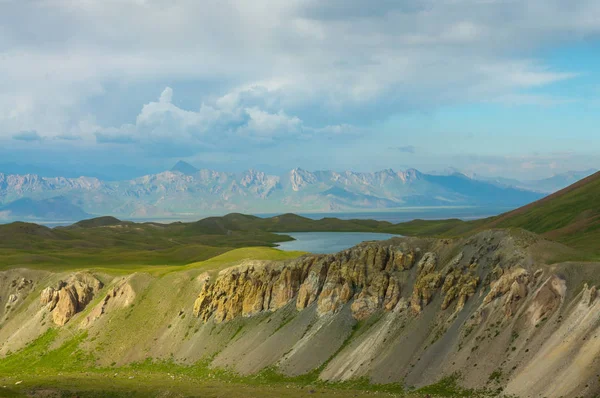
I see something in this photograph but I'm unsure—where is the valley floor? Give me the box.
[0,372,433,398]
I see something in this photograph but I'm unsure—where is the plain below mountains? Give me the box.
[0,162,546,221]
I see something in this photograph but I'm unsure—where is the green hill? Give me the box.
[389,171,600,253]
[483,170,600,248]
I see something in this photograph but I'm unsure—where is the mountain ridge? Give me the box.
[473,168,598,193]
[0,165,542,221]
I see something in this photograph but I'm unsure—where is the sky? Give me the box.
[1,0,599,180]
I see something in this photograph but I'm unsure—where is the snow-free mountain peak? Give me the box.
[171,160,199,175]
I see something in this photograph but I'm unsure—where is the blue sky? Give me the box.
[1,0,599,180]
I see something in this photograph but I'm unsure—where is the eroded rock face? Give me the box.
[40,273,103,326]
[483,267,530,318]
[193,245,417,323]
[410,252,441,314]
[192,235,541,324]
[193,242,435,323]
[525,275,566,326]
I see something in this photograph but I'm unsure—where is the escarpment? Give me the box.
[192,232,528,324]
[193,244,420,322]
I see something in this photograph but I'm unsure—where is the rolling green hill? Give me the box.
[389,171,600,254]
[0,212,401,270]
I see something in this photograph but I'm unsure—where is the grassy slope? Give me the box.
[388,171,600,255]
[0,216,296,270]
[0,327,406,397]
[0,318,472,398]
[66,247,306,276]
[481,171,600,247]
[0,213,393,270]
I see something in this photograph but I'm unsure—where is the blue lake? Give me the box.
[275,232,399,254]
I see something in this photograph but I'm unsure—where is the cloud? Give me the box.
[390,145,417,154]
[12,131,42,141]
[159,87,173,104]
[0,0,598,140]
[54,134,81,141]
[88,86,352,155]
[0,0,598,175]
[95,132,138,144]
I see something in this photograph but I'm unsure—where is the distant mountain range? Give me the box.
[0,161,551,221]
[0,196,90,221]
[471,168,598,194]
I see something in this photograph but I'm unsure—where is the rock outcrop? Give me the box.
[192,241,493,323]
[40,273,103,326]
[410,252,441,314]
[483,267,530,318]
[194,245,418,322]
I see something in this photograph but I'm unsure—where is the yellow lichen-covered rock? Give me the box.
[410,253,441,314]
[296,259,328,310]
[483,267,530,306]
[193,245,450,323]
[270,267,302,311]
[351,290,381,320]
[350,273,393,320]
[411,272,442,313]
[317,270,352,316]
[441,268,479,312]
[481,267,531,319]
[383,277,401,311]
[393,249,416,271]
[193,262,308,323]
[193,283,212,320]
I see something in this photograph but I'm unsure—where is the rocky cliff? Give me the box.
[191,234,516,324]
[193,243,417,322]
[1,231,599,397]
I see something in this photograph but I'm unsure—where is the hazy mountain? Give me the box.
[171,160,200,175]
[474,169,598,193]
[0,196,91,221]
[0,164,543,220]
[523,169,598,193]
[0,162,153,181]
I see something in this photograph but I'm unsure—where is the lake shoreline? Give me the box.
[275,231,400,254]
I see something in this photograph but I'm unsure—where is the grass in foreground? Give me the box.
[0,373,409,398]
[0,325,495,398]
